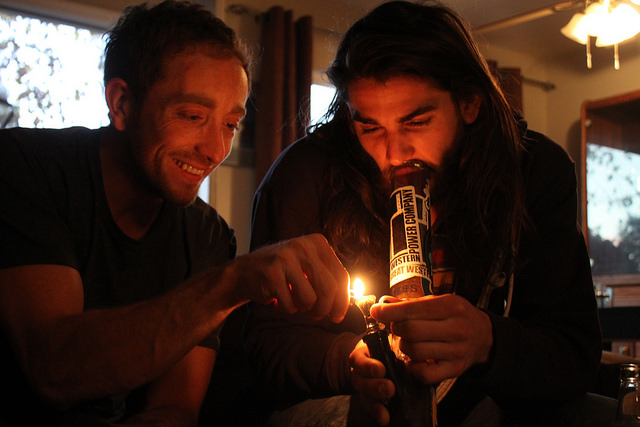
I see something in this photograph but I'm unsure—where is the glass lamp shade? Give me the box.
[561,12,589,44]
[582,2,610,36]
[561,3,610,44]
[562,2,640,47]
[595,3,640,46]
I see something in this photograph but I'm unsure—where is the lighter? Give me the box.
[351,282,412,424]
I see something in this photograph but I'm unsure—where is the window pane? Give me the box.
[0,8,108,129]
[310,83,335,126]
[587,142,640,275]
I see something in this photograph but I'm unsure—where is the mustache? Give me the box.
[381,159,438,183]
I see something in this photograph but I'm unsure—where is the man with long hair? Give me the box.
[0,2,349,425]
[247,1,614,425]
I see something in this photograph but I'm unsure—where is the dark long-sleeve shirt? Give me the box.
[246,125,602,424]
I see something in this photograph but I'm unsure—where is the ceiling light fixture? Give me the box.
[561,0,640,69]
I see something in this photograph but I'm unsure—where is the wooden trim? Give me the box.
[594,274,640,286]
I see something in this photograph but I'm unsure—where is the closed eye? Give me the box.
[405,118,431,128]
[226,116,244,131]
[360,125,380,134]
[177,110,205,121]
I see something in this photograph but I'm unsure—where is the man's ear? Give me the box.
[105,78,132,131]
[460,93,482,125]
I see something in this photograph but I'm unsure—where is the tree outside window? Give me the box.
[0,8,108,129]
[587,143,640,275]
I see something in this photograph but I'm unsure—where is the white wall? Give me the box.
[482,43,640,151]
[546,52,640,152]
[209,164,255,254]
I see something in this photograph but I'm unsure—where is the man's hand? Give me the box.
[229,233,350,323]
[349,340,395,426]
[371,294,494,384]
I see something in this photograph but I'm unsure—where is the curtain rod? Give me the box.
[522,76,556,91]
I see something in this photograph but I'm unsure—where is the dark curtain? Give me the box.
[488,59,523,114]
[254,6,313,188]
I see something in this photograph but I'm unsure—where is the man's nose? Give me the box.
[198,124,230,165]
[386,131,415,165]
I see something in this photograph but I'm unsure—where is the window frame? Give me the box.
[0,0,120,32]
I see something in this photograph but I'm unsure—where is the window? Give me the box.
[586,142,640,276]
[310,83,335,126]
[0,8,108,129]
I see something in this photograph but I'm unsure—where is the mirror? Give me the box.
[581,90,640,292]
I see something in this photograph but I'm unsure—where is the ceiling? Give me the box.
[348,0,640,71]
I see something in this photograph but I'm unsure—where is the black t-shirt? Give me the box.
[0,126,236,424]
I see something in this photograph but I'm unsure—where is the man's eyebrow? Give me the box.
[351,104,436,124]
[168,94,215,107]
[350,110,377,124]
[166,94,247,116]
[398,105,436,123]
[228,104,247,117]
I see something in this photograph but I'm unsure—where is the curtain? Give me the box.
[253,6,313,187]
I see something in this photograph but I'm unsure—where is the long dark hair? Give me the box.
[316,0,525,299]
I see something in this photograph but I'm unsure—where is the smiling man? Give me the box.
[0,1,350,426]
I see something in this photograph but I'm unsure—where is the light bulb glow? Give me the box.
[595,4,640,46]
[561,0,640,69]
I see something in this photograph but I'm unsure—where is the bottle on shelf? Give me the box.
[615,363,640,426]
